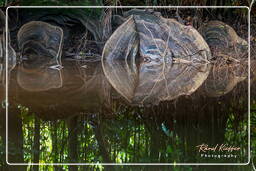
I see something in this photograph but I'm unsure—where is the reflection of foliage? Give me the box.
[0,134,4,167]
[2,0,103,6]
[18,105,192,168]
[20,105,69,170]
[15,103,249,166]
[0,1,253,171]
[251,100,256,167]
[224,113,247,145]
[20,105,33,164]
[0,100,251,170]
[224,110,248,162]
[20,0,102,6]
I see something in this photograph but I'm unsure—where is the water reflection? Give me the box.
[17,21,63,92]
[5,92,248,166]
[0,8,250,169]
[5,61,248,166]
[102,11,211,106]
[11,60,111,120]
[199,21,248,97]
[0,9,16,102]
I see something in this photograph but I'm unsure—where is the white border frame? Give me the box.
[5,5,251,166]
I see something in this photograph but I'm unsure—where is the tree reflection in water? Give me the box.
[0,59,249,171]
[0,7,253,171]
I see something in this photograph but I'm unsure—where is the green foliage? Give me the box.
[0,0,4,7]
[0,135,4,167]
[0,0,104,6]
[0,100,253,170]
[20,0,103,6]
[0,101,248,168]
[251,100,256,164]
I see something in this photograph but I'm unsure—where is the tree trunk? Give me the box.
[68,116,78,171]
[93,119,114,171]
[8,106,26,171]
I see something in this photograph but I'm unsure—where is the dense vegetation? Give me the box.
[0,0,255,171]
